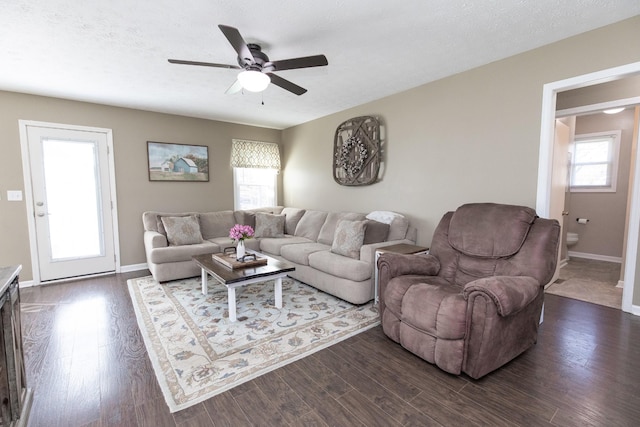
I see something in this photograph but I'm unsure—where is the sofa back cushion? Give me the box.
[317,212,366,245]
[199,211,236,240]
[294,210,329,241]
[234,206,284,228]
[281,207,306,235]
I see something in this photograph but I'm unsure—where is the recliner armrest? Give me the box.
[462,276,540,316]
[377,252,440,278]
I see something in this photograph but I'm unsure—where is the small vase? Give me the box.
[236,240,246,261]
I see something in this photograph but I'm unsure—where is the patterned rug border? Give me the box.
[127,275,380,413]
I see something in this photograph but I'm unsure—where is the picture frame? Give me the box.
[147,141,209,182]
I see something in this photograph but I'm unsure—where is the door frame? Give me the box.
[536,61,640,315]
[18,120,121,285]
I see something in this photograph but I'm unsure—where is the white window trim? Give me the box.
[570,130,621,193]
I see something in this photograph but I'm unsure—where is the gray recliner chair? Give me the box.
[377,203,560,379]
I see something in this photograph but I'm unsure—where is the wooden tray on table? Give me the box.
[211,248,268,270]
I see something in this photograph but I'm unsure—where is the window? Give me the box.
[570,130,620,192]
[233,168,277,209]
[230,139,281,210]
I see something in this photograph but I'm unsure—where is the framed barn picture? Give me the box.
[147,141,209,182]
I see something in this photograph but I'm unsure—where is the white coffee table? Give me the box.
[192,251,295,322]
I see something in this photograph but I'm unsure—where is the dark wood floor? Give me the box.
[20,271,640,426]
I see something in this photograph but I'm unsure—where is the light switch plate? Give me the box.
[7,191,23,201]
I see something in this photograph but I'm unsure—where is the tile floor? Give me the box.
[545,257,623,309]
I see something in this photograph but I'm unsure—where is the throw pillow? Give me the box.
[160,215,203,246]
[331,220,367,259]
[364,220,390,244]
[255,212,286,238]
[156,212,193,236]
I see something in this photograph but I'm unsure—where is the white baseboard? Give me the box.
[18,263,148,288]
[617,280,625,289]
[628,304,640,316]
[559,258,569,268]
[18,280,35,288]
[120,263,148,273]
[568,251,623,263]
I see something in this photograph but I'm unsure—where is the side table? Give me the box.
[374,243,429,305]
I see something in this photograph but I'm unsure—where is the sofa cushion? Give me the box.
[259,236,314,255]
[280,243,330,266]
[317,212,366,245]
[199,211,236,240]
[308,250,371,282]
[161,215,203,246]
[364,220,390,244]
[294,210,328,241]
[330,220,367,259]
[255,212,286,238]
[281,207,306,235]
[448,203,536,258]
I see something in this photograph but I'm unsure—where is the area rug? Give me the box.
[127,275,379,412]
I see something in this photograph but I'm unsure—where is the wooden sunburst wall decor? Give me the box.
[333,116,381,186]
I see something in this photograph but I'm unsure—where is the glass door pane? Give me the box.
[42,139,104,260]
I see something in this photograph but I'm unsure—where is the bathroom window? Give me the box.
[570,130,620,193]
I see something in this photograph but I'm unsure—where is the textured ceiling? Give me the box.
[2,1,639,129]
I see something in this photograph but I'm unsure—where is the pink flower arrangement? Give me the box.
[229,224,254,242]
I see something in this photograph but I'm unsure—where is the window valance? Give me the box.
[230,139,281,170]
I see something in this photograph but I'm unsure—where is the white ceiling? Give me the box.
[2,1,639,130]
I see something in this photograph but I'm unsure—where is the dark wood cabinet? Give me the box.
[0,266,31,427]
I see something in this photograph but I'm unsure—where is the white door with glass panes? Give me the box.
[20,121,118,282]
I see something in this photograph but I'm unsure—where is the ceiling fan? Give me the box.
[168,25,328,96]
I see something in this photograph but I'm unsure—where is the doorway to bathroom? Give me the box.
[537,63,640,314]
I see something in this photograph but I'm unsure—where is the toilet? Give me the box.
[566,232,579,247]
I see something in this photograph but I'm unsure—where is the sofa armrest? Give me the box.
[462,276,540,316]
[144,230,168,250]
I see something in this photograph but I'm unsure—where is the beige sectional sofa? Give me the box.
[142,207,416,304]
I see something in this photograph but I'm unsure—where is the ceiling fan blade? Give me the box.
[267,73,307,96]
[225,79,243,94]
[168,59,241,69]
[218,25,255,63]
[271,55,328,71]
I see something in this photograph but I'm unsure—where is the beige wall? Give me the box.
[282,17,640,295]
[0,91,281,280]
[567,109,635,258]
[557,74,640,110]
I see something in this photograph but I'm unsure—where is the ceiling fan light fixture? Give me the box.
[237,70,270,92]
